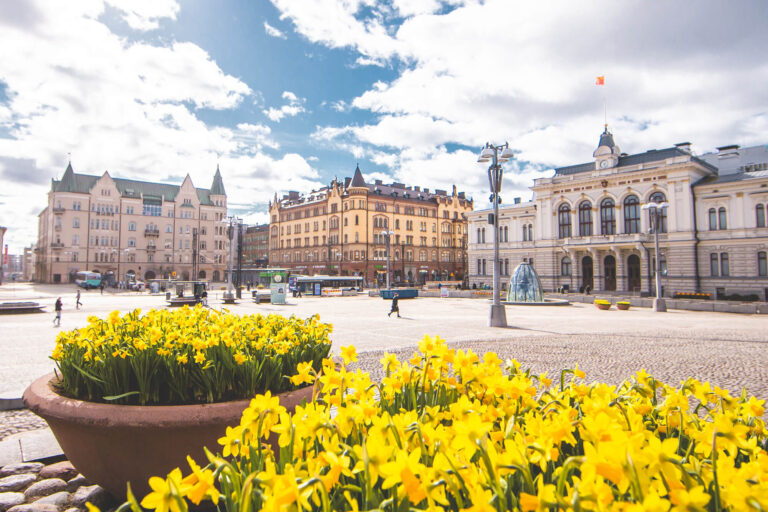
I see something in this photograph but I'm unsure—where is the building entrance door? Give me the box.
[604,255,616,291]
[627,254,641,292]
[581,256,593,291]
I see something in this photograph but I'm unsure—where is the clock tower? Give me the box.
[593,125,620,170]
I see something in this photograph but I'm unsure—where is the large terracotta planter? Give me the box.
[23,374,314,499]
[595,302,611,310]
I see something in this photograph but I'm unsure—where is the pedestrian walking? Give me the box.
[53,297,62,327]
[76,289,82,309]
[99,282,104,295]
[387,293,401,318]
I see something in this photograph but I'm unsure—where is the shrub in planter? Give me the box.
[122,336,768,512]
[594,298,611,310]
[25,306,332,497]
[616,300,630,310]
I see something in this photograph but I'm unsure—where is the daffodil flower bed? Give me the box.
[594,299,612,306]
[120,336,768,512]
[51,306,332,405]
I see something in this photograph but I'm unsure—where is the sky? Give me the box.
[1,0,767,252]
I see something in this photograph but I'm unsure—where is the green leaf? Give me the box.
[103,391,141,401]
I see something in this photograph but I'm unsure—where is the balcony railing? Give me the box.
[146,244,157,251]
[144,228,160,237]
[52,207,65,214]
[51,242,64,249]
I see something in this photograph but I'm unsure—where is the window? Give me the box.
[522,225,528,241]
[128,222,136,231]
[561,256,572,276]
[710,253,719,276]
[72,218,80,228]
[578,201,592,236]
[128,237,136,247]
[355,215,359,225]
[708,208,717,231]
[600,199,615,235]
[557,204,571,238]
[648,192,668,233]
[720,253,729,276]
[718,207,727,230]
[757,204,766,228]
[527,224,533,241]
[759,252,767,277]
[623,195,640,234]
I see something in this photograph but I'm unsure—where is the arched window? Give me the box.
[600,198,615,235]
[758,251,767,277]
[720,252,729,276]
[557,204,571,239]
[522,225,528,241]
[623,195,640,234]
[710,253,718,276]
[718,207,727,230]
[578,201,592,236]
[648,192,668,233]
[561,256,572,276]
[708,208,717,230]
[757,204,765,228]
[355,215,359,226]
[527,224,533,241]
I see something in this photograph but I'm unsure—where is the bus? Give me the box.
[75,271,102,289]
[293,275,364,296]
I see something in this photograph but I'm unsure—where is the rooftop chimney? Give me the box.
[674,142,692,154]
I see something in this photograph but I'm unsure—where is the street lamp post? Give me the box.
[641,202,669,312]
[381,230,394,289]
[477,142,514,327]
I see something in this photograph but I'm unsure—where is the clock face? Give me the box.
[273,274,282,283]
[599,159,610,169]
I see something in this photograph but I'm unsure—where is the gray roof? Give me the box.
[696,169,768,186]
[350,165,367,187]
[597,128,616,149]
[555,147,717,176]
[51,166,222,206]
[210,165,226,196]
[698,144,768,175]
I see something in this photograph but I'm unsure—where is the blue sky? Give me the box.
[1,0,767,251]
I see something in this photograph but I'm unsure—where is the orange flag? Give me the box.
[595,76,605,86]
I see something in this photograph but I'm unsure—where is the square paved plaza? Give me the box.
[1,282,767,402]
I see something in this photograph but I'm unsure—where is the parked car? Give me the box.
[127,281,145,291]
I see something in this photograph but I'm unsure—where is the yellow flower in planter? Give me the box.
[140,468,190,512]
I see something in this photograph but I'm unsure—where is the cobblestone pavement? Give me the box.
[0,411,48,441]
[1,283,767,437]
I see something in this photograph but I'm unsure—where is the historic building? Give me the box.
[268,166,473,285]
[242,224,269,267]
[468,127,768,300]
[36,163,229,284]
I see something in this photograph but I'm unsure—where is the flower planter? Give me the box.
[595,302,611,310]
[23,373,313,499]
[617,302,630,310]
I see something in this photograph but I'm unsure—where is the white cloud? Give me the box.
[0,1,323,251]
[263,21,287,39]
[275,0,768,175]
[263,91,307,122]
[105,0,180,31]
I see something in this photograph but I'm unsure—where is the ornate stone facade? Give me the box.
[468,128,768,300]
[269,166,473,285]
[35,164,229,284]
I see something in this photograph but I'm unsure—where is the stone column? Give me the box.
[615,248,625,291]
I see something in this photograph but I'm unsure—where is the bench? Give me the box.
[166,297,201,307]
[252,292,271,303]
[222,297,238,305]
[0,302,46,314]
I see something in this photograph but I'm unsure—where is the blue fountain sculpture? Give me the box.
[507,262,544,303]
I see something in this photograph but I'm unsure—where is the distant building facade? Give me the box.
[23,245,36,281]
[36,163,229,284]
[242,224,269,267]
[468,128,768,300]
[269,166,473,285]
[0,226,5,285]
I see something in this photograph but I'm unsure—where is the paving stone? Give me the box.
[69,487,109,509]
[63,478,87,495]
[7,504,61,512]
[62,508,81,512]
[33,492,69,508]
[0,475,36,493]
[0,465,43,478]
[23,481,66,501]
[37,466,75,484]
[0,493,25,512]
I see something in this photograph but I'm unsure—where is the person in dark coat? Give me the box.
[76,289,82,309]
[388,293,400,318]
[53,297,62,327]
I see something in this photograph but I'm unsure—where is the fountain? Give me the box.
[504,262,569,306]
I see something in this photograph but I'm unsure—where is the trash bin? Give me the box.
[166,292,171,300]
[236,289,242,299]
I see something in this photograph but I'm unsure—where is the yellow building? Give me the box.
[269,166,473,285]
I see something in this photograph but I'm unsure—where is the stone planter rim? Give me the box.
[23,373,308,429]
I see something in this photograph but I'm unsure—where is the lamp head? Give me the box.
[499,145,514,162]
[477,146,494,163]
